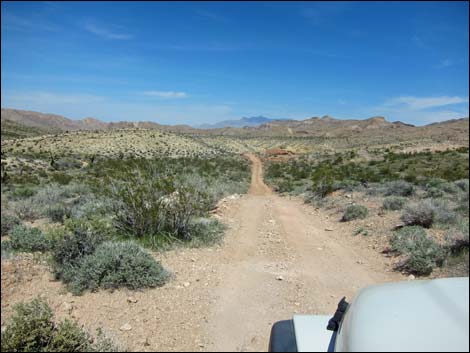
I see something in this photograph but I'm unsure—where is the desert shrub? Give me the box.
[45,203,71,223]
[108,172,172,238]
[424,187,445,198]
[454,179,469,192]
[401,200,435,228]
[276,178,295,193]
[390,226,427,253]
[160,186,208,240]
[439,182,460,194]
[342,205,368,222]
[1,213,20,236]
[383,196,407,210]
[187,217,225,247]
[445,229,469,255]
[69,196,113,221]
[13,198,40,220]
[46,320,91,352]
[444,220,469,255]
[50,172,73,185]
[1,298,55,352]
[1,298,119,352]
[8,225,54,252]
[431,200,458,225]
[457,190,469,213]
[65,241,169,295]
[11,185,38,199]
[109,169,209,240]
[52,227,105,283]
[383,180,415,197]
[391,226,447,276]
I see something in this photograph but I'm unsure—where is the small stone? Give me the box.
[127,297,138,303]
[120,323,132,331]
[317,247,323,251]
[183,282,191,287]
[276,275,284,281]
[325,228,334,231]
[408,274,416,280]
[345,194,352,198]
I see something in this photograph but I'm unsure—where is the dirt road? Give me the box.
[1,153,402,352]
[204,154,401,351]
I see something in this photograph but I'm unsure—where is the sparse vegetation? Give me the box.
[401,199,458,228]
[0,298,119,352]
[342,205,368,222]
[7,225,55,253]
[1,213,20,236]
[383,196,407,210]
[66,241,169,295]
[390,226,447,276]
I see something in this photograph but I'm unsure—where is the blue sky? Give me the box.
[1,1,469,126]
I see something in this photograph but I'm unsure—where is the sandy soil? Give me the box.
[1,154,404,352]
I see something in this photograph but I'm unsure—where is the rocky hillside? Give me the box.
[2,108,468,145]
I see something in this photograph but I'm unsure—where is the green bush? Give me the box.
[66,241,169,295]
[108,172,173,238]
[12,185,38,199]
[342,205,368,222]
[424,187,445,199]
[47,320,91,352]
[383,181,415,197]
[1,298,55,352]
[383,196,407,211]
[8,225,54,252]
[1,298,119,352]
[52,227,105,283]
[45,203,71,223]
[390,226,427,253]
[390,226,447,275]
[1,213,20,236]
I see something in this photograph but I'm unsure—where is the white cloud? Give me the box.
[142,91,188,99]
[369,95,469,125]
[83,22,132,40]
[384,96,469,110]
[435,59,453,68]
[1,12,59,32]
[195,9,228,23]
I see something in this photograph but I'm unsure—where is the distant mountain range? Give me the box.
[197,116,290,129]
[1,108,469,141]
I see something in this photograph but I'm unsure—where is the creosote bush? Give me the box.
[341,205,368,222]
[0,298,120,352]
